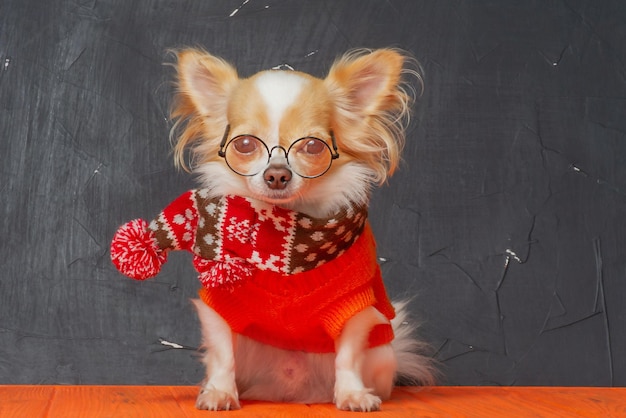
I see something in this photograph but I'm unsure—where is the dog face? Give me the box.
[171,49,414,217]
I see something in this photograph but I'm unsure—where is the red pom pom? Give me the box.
[194,256,252,289]
[110,219,167,280]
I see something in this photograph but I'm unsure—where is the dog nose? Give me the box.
[263,166,292,190]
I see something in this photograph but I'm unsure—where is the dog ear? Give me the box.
[171,50,239,170]
[175,49,239,117]
[325,49,406,117]
[324,49,412,184]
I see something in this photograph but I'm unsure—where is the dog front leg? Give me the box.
[192,299,240,411]
[334,307,388,412]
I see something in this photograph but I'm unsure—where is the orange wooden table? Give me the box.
[1,385,625,417]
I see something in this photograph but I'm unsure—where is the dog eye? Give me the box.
[232,136,259,154]
[301,138,326,155]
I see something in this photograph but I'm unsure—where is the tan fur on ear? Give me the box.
[170,49,239,171]
[325,49,421,184]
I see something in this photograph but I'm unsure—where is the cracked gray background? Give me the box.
[1,0,625,386]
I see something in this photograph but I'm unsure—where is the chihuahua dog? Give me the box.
[167,48,434,411]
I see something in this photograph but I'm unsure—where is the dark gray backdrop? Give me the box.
[2,0,625,386]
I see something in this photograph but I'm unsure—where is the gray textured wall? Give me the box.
[1,0,625,386]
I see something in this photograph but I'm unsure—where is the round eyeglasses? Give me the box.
[218,125,340,178]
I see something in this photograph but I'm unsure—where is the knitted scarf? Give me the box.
[111,189,367,286]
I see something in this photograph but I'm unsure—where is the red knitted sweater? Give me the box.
[111,190,395,353]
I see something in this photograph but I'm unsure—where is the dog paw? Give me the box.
[335,389,382,412]
[195,386,240,411]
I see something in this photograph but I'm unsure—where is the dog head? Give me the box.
[170,48,418,217]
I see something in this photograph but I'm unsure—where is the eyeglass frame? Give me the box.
[217,124,340,179]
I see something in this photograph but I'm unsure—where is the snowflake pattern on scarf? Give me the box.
[146,189,367,286]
